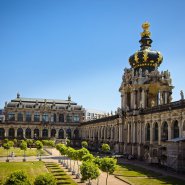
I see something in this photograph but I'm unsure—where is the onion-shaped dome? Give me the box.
[129,22,163,72]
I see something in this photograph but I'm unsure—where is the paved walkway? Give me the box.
[0,148,128,185]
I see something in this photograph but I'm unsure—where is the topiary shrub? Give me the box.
[34,173,56,185]
[4,170,31,185]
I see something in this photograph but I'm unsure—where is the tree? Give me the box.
[67,147,74,172]
[100,157,117,185]
[3,141,13,162]
[76,148,90,178]
[80,161,100,185]
[82,153,94,162]
[35,140,43,161]
[26,139,33,149]
[13,139,18,147]
[34,173,56,185]
[4,170,31,185]
[20,140,27,161]
[57,144,67,166]
[81,141,88,148]
[101,144,110,154]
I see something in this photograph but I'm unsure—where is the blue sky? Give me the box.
[0,0,185,112]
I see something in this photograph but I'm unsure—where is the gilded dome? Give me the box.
[129,22,163,72]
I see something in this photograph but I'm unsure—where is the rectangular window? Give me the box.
[17,112,23,122]
[74,114,80,122]
[66,114,73,122]
[8,112,15,121]
[42,113,48,123]
[26,112,31,122]
[34,112,40,122]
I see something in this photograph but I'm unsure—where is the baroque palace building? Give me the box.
[0,94,85,143]
[0,22,185,171]
[80,22,185,171]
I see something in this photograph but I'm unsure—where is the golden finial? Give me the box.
[142,22,150,30]
[141,21,151,37]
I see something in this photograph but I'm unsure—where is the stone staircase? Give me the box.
[45,162,77,185]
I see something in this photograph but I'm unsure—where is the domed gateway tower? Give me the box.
[120,22,173,111]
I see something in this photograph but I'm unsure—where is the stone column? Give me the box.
[158,123,161,145]
[141,89,146,108]
[48,129,51,138]
[127,123,130,143]
[15,112,17,121]
[150,124,153,145]
[15,128,17,138]
[168,124,172,140]
[179,120,182,138]
[23,129,25,138]
[133,123,136,143]
[164,92,168,104]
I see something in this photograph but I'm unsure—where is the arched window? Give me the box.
[25,128,31,139]
[17,128,23,139]
[58,129,64,139]
[17,112,23,122]
[74,129,79,139]
[146,123,150,141]
[154,122,158,141]
[59,114,64,122]
[34,129,39,139]
[66,128,71,139]
[51,129,56,138]
[42,129,48,138]
[0,128,5,139]
[173,121,179,138]
[9,128,15,139]
[162,122,168,141]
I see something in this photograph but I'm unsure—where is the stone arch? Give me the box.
[161,121,168,141]
[42,129,48,138]
[154,122,158,141]
[9,128,15,139]
[173,120,179,139]
[51,129,56,138]
[17,128,23,139]
[58,129,64,139]
[146,123,150,141]
[0,128,5,139]
[25,128,31,139]
[66,128,71,139]
[34,128,39,139]
[74,128,79,139]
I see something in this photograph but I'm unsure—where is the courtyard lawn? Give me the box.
[114,164,185,185]
[0,161,48,184]
[0,147,49,157]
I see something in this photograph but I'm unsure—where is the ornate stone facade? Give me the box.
[0,94,85,144]
[80,22,185,171]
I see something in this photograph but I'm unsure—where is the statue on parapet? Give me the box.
[180,90,184,100]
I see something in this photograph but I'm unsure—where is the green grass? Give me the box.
[0,161,48,184]
[0,147,49,157]
[45,162,78,185]
[114,164,185,185]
